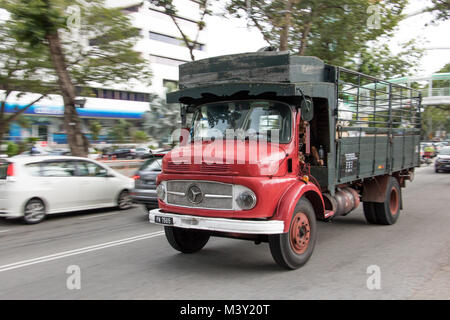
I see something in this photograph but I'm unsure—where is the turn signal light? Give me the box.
[132,175,140,180]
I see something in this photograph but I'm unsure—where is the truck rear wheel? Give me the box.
[363,177,401,225]
[269,198,317,270]
[164,226,210,253]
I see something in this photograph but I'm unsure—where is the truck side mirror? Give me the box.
[300,98,314,122]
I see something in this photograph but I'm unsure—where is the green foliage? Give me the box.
[226,0,409,66]
[132,130,149,143]
[347,39,424,79]
[426,0,450,24]
[6,141,19,157]
[108,119,132,143]
[421,106,450,140]
[0,0,152,88]
[437,63,450,73]
[89,120,102,141]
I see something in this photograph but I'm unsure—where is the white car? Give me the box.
[0,156,134,224]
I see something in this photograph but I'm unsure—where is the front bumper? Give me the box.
[149,209,284,234]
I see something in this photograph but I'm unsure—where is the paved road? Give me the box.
[0,165,448,300]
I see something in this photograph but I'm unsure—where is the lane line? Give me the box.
[79,212,121,220]
[0,231,165,273]
[0,230,10,234]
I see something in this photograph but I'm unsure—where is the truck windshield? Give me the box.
[190,100,292,143]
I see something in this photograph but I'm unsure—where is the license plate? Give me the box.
[154,216,173,225]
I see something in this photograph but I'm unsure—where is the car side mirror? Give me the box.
[300,98,314,122]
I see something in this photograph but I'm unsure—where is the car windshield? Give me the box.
[140,157,163,171]
[190,100,292,143]
[440,148,450,155]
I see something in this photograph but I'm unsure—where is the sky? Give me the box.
[205,0,450,76]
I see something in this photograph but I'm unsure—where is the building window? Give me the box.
[149,31,205,51]
[150,54,188,67]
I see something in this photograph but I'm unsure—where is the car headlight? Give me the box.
[157,183,166,201]
[234,186,257,210]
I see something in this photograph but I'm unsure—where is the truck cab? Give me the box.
[149,51,421,269]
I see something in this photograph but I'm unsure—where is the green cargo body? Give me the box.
[167,51,422,194]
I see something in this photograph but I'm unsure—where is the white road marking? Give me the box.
[0,231,165,273]
[79,212,121,220]
[0,230,10,234]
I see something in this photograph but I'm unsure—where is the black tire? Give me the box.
[22,199,46,224]
[363,202,379,224]
[117,190,132,210]
[363,177,401,225]
[269,198,317,270]
[164,226,210,253]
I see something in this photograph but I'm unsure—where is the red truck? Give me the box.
[149,51,422,269]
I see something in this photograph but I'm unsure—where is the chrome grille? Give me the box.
[166,180,233,210]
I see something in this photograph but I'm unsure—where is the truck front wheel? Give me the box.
[164,226,210,253]
[269,198,317,270]
[363,177,401,225]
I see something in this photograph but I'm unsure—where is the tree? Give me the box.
[226,0,408,66]
[143,95,180,146]
[148,0,210,61]
[347,39,425,79]
[89,120,102,141]
[422,0,450,24]
[132,130,149,143]
[0,20,55,141]
[1,0,152,156]
[421,63,450,139]
[108,119,132,143]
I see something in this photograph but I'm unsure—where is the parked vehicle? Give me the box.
[148,52,422,269]
[435,147,450,173]
[104,148,136,159]
[130,152,168,210]
[0,156,133,224]
[135,147,151,159]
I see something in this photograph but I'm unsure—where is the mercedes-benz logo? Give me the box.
[186,184,204,204]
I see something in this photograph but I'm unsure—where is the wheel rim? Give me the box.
[389,187,399,215]
[289,212,311,255]
[25,201,45,222]
[119,192,132,209]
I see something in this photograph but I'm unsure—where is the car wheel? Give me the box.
[268,198,317,270]
[23,199,46,224]
[164,227,210,253]
[117,190,132,210]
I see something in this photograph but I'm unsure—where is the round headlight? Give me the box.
[236,190,257,210]
[156,183,166,201]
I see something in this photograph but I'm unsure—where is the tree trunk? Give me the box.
[0,120,7,142]
[45,32,89,157]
